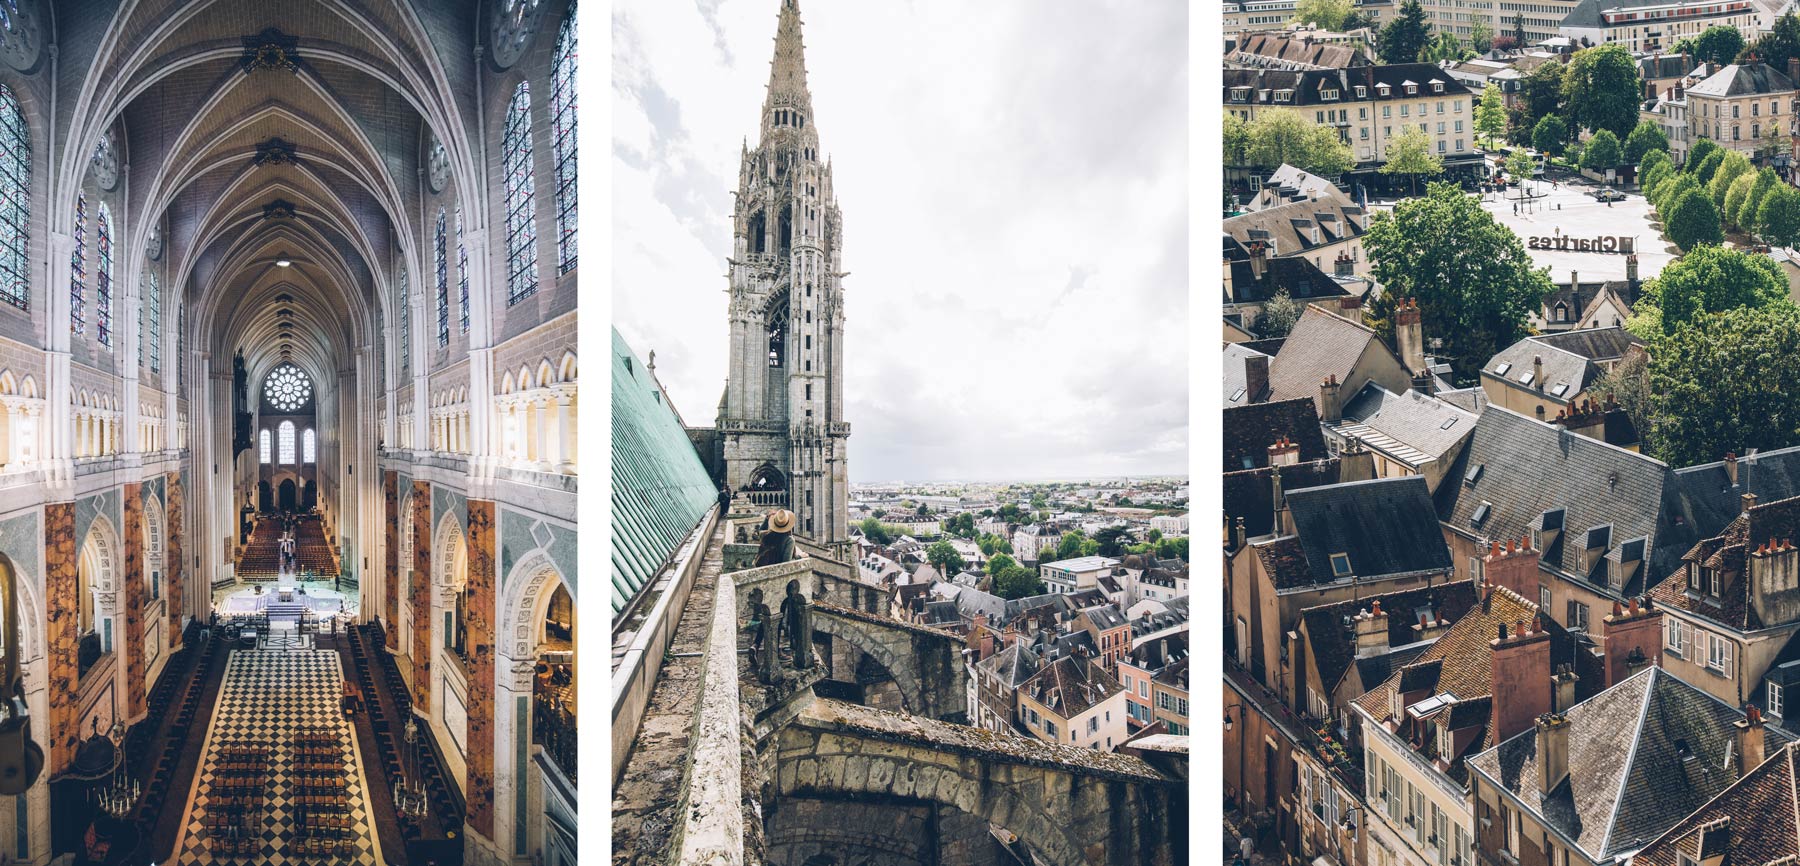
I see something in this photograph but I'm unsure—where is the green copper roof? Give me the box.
[612,328,716,615]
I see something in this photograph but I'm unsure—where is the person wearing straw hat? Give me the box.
[755,509,797,567]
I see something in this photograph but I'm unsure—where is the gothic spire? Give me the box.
[761,0,814,132]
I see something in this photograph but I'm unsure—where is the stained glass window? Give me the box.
[552,9,577,273]
[456,206,469,334]
[70,193,84,334]
[259,429,271,464]
[302,428,315,464]
[142,270,160,372]
[265,363,312,412]
[96,202,112,348]
[434,208,448,347]
[177,305,185,393]
[278,420,295,465]
[503,82,539,305]
[0,85,29,311]
[397,267,409,370]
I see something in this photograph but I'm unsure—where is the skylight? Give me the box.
[1471,500,1492,526]
[1495,362,1512,376]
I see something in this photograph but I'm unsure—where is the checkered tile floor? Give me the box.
[171,648,381,865]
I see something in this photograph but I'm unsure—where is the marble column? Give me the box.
[122,484,145,719]
[411,480,431,710]
[44,502,75,773]
[166,471,183,649]
[464,498,497,838]
[383,471,398,651]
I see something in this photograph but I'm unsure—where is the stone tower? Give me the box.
[720,0,850,547]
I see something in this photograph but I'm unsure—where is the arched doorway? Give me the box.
[257,481,272,513]
[496,554,575,862]
[277,479,297,512]
[75,522,116,682]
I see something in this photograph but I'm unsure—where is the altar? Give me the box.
[278,586,296,602]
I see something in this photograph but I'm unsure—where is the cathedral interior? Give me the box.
[0,1,579,864]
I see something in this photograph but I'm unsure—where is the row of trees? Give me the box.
[1642,138,1800,250]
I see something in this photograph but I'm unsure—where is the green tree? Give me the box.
[993,564,1045,600]
[1146,528,1163,543]
[1030,493,1048,510]
[1654,172,1700,215]
[1725,171,1759,230]
[1666,186,1724,250]
[1054,530,1088,562]
[1506,148,1537,190]
[1295,0,1354,29]
[1623,121,1670,164]
[1641,160,1675,198]
[948,512,976,537]
[1512,11,1527,46]
[1224,113,1252,167]
[1476,84,1508,148]
[1648,305,1800,467]
[1641,147,1672,175]
[1258,289,1304,338]
[1380,125,1444,195]
[1562,44,1644,139]
[1693,25,1747,66]
[1520,63,1567,134]
[1647,243,1789,334]
[1093,526,1134,557]
[1421,32,1471,62]
[1156,537,1190,562]
[1687,137,1722,172]
[1757,184,1800,247]
[1581,129,1622,172]
[1379,0,1431,63]
[1363,182,1554,376]
[926,540,964,577]
[1590,349,1654,454]
[986,552,1019,578]
[1709,151,1753,208]
[1750,13,1800,71]
[859,516,892,545]
[1471,21,1494,52]
[1532,114,1566,155]
[1743,168,1781,233]
[1693,149,1727,186]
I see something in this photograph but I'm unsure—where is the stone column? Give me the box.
[43,502,75,773]
[464,499,497,838]
[556,390,575,474]
[539,396,558,471]
[122,484,145,720]
[411,480,431,708]
[166,471,184,649]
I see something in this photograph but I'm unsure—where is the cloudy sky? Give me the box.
[612,0,1188,483]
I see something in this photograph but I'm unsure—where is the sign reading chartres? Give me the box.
[1527,235,1636,254]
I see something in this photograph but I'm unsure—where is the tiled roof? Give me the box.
[1630,742,1800,866]
[1649,494,1800,631]
[1222,396,1327,471]
[1023,654,1125,719]
[1282,476,1452,586]
[1224,459,1342,544]
[1299,580,1480,696]
[1469,668,1794,860]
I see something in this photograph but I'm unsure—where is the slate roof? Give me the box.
[1482,328,1641,405]
[1080,605,1127,631]
[1023,654,1125,719]
[1333,383,1478,467]
[1222,396,1328,471]
[1299,580,1481,696]
[1225,343,1274,407]
[1649,494,1800,631]
[977,641,1042,689]
[1267,305,1399,406]
[1686,62,1796,98]
[1222,64,1473,108]
[1469,667,1794,860]
[1355,586,1589,774]
[1225,251,1352,307]
[1639,54,1698,81]
[1438,386,1489,415]
[1541,279,1638,329]
[1223,195,1368,262]
[1224,459,1342,544]
[1246,164,1345,210]
[1278,476,1453,587]
[1621,741,1800,866]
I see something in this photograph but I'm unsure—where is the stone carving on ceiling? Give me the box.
[240,28,300,75]
[490,0,546,70]
[428,135,449,193]
[253,137,299,167]
[91,131,119,192]
[0,0,45,74]
[262,199,297,221]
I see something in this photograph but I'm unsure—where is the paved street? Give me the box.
[1478,175,1676,283]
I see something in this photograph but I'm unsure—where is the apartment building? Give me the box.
[1224,64,1484,172]
[1685,60,1798,162]
[1560,0,1761,52]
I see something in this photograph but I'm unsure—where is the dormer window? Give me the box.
[1323,89,1341,101]
[1432,81,1445,93]
[1331,553,1353,577]
[1390,689,1403,722]
[1232,86,1251,103]
[1406,84,1418,95]
[1276,89,1295,103]
[1378,84,1392,97]
[1356,85,1368,98]
[1438,723,1453,761]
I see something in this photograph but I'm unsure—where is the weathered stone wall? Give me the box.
[411,479,431,707]
[464,499,497,838]
[811,603,967,722]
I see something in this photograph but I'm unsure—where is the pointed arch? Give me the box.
[0,84,28,311]
[502,81,539,305]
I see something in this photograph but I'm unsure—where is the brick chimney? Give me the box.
[1537,711,1572,796]
[1674,80,1685,102]
[1267,437,1301,467]
[1233,516,1247,551]
[1355,601,1391,657]
[1483,537,1541,600]
[1320,374,1343,423]
[1627,253,1640,293]
[1744,491,1760,514]
[1736,705,1767,774]
[1556,399,1608,442]
[1533,355,1545,391]
[1725,451,1739,487]
[1245,353,1270,404]
[1248,240,1270,280]
[1396,298,1426,375]
[1335,252,1357,279]
[1600,597,1662,688]
[1339,293,1361,314]
[1338,435,1376,483]
[1551,664,1579,712]
[1491,617,1555,744]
